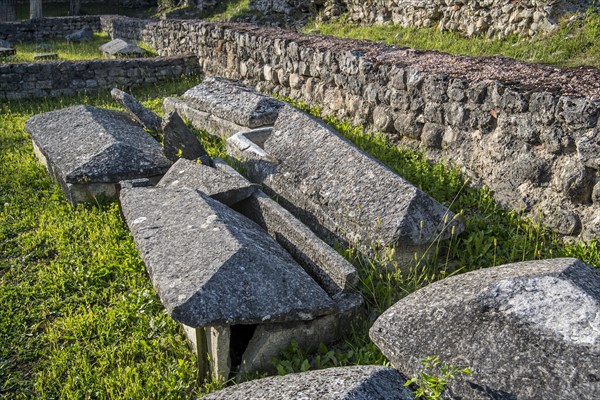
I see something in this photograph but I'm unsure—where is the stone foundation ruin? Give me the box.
[8,12,600,399]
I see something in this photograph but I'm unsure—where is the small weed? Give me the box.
[404,356,472,400]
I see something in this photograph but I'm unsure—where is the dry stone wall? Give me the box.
[0,55,200,100]
[0,16,101,42]
[248,0,597,37]
[337,0,597,37]
[103,16,600,241]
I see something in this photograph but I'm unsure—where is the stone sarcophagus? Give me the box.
[119,158,363,380]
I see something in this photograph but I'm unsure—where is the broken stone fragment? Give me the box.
[25,105,171,205]
[161,110,212,165]
[33,53,58,60]
[0,47,16,57]
[111,88,162,132]
[157,158,255,206]
[370,258,600,400]
[100,38,146,58]
[201,365,415,400]
[65,26,93,42]
[119,186,336,327]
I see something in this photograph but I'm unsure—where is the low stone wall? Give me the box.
[0,16,101,43]
[103,16,600,240]
[249,0,597,37]
[0,55,200,100]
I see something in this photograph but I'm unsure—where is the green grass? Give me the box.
[0,77,230,399]
[3,32,157,63]
[306,7,600,68]
[6,32,108,63]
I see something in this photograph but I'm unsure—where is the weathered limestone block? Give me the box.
[157,158,257,206]
[100,38,146,57]
[181,76,284,131]
[161,110,212,165]
[120,186,335,327]
[202,365,415,400]
[25,105,171,205]
[370,258,600,400]
[111,87,162,132]
[65,26,92,42]
[228,105,461,259]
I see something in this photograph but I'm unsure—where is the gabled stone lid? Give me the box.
[183,77,284,128]
[25,105,171,184]
[157,158,257,206]
[119,186,335,327]
[229,105,461,248]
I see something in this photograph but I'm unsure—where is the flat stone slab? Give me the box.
[157,158,257,206]
[111,88,161,132]
[183,77,284,129]
[119,186,335,327]
[0,47,16,57]
[370,258,600,400]
[25,105,171,204]
[227,105,461,252]
[34,53,58,60]
[202,365,415,399]
[100,39,146,57]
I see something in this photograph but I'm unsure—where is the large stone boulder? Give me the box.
[227,105,462,260]
[370,258,600,400]
[201,365,415,399]
[25,105,171,205]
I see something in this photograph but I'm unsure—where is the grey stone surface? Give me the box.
[239,292,364,376]
[183,77,284,128]
[157,158,256,206]
[100,38,146,57]
[33,53,58,60]
[228,105,461,254]
[234,189,358,296]
[161,110,211,164]
[0,47,15,57]
[111,88,162,132]
[25,105,171,204]
[65,26,93,42]
[0,39,11,48]
[163,96,247,138]
[370,258,600,400]
[119,186,335,327]
[202,365,415,400]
